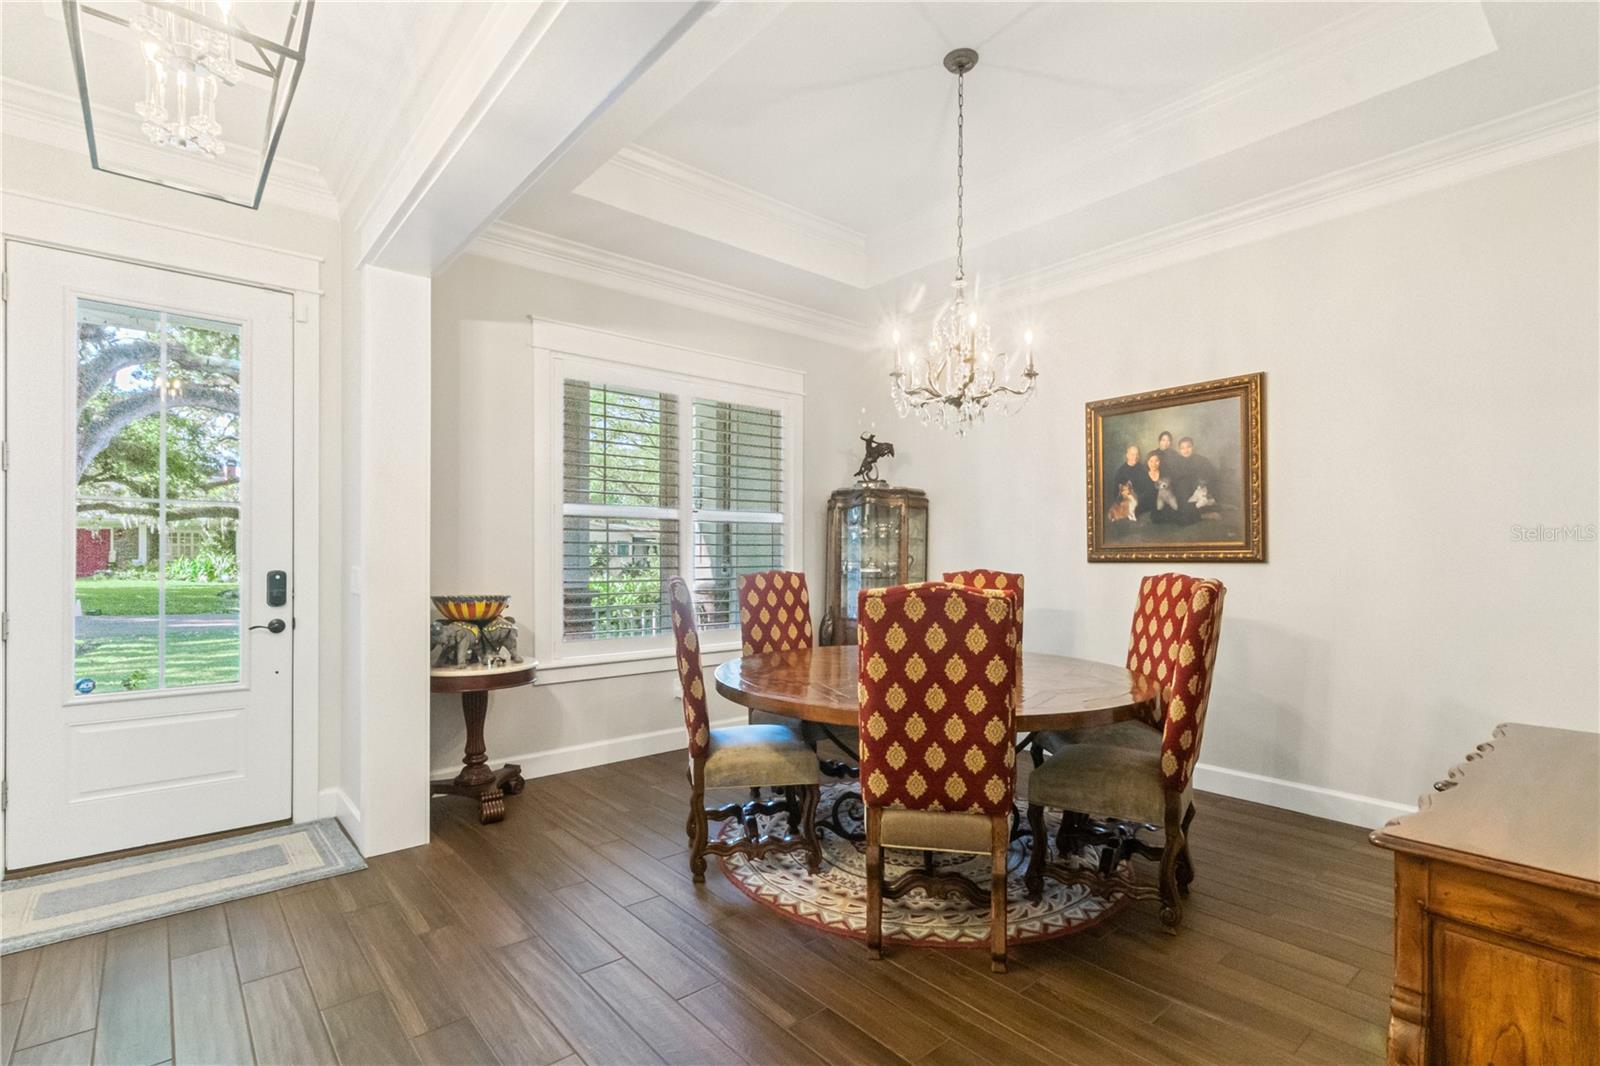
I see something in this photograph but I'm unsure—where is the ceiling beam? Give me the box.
[357,0,725,275]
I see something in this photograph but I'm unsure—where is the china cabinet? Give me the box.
[820,486,928,645]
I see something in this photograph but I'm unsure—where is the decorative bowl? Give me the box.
[431,595,509,623]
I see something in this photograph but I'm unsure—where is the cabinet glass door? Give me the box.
[861,500,901,591]
[907,506,928,583]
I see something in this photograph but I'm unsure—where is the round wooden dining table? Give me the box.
[714,645,1161,733]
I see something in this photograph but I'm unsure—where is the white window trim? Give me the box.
[530,321,804,683]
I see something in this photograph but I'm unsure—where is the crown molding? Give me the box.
[471,88,1596,354]
[575,144,870,287]
[986,87,1600,309]
[336,1,538,222]
[469,221,875,350]
[0,77,340,219]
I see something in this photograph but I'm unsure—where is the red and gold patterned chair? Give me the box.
[738,570,814,655]
[739,570,859,775]
[670,577,821,882]
[858,581,1022,972]
[1023,573,1226,931]
[941,569,1024,610]
[944,569,1024,700]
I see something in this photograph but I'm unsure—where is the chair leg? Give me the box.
[1025,803,1047,904]
[1029,740,1045,769]
[1176,801,1197,895]
[990,814,1009,974]
[684,765,696,842]
[1158,796,1185,932]
[784,786,803,832]
[688,780,710,884]
[799,784,821,874]
[864,807,883,960]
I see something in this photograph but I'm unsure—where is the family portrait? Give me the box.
[1085,373,1265,562]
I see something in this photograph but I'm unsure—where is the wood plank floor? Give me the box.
[0,752,1395,1065]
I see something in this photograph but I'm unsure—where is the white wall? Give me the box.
[429,256,865,777]
[0,133,349,800]
[860,146,1600,826]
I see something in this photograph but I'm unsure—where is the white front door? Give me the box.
[5,242,295,869]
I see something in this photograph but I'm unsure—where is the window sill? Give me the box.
[533,643,741,686]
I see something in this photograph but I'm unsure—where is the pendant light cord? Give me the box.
[955,69,965,283]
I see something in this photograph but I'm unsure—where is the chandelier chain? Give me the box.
[955,69,965,282]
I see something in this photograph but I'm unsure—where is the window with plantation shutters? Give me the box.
[691,400,784,630]
[550,344,798,659]
[561,380,681,641]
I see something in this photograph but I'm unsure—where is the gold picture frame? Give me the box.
[1086,373,1265,562]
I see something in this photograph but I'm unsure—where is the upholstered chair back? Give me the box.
[857,582,1021,816]
[942,570,1024,625]
[944,570,1025,693]
[1124,573,1227,794]
[738,570,814,654]
[668,577,711,759]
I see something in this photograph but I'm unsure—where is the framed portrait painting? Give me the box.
[1086,372,1265,562]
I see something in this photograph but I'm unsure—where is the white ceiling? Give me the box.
[494,1,1599,341]
[3,2,1596,342]
[628,3,1362,235]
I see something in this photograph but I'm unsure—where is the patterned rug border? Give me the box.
[1,819,364,955]
[716,848,1132,949]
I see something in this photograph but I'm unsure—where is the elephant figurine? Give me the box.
[430,618,478,668]
[478,615,522,665]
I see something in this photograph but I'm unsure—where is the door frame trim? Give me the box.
[1,201,323,873]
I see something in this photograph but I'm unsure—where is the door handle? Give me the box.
[249,619,287,634]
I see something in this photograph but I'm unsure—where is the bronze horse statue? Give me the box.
[854,434,895,484]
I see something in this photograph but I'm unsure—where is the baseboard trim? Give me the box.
[434,716,746,783]
[319,787,364,852]
[1194,762,1413,829]
[431,731,1411,830]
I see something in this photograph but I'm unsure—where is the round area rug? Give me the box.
[717,783,1130,947]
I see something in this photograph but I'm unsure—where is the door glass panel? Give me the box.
[163,511,241,686]
[73,299,243,695]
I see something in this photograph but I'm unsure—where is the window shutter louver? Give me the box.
[561,380,680,640]
[691,400,784,630]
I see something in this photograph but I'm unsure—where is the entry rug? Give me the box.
[1,820,363,954]
[718,784,1130,947]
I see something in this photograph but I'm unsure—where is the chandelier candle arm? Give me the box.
[889,47,1039,435]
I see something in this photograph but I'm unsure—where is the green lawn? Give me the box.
[75,578,239,616]
[74,630,240,691]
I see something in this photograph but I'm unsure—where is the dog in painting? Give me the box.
[1107,481,1138,523]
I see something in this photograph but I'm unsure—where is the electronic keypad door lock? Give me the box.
[266,569,287,607]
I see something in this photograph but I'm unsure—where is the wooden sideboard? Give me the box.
[1371,723,1600,1065]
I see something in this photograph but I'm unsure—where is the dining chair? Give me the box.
[944,569,1024,701]
[670,576,822,882]
[858,580,1022,972]
[1023,573,1226,931]
[738,569,814,655]
[738,569,858,777]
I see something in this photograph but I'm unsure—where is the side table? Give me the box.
[430,660,537,823]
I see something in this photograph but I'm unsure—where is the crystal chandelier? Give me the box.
[132,1,243,157]
[63,1,315,208]
[890,48,1038,435]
